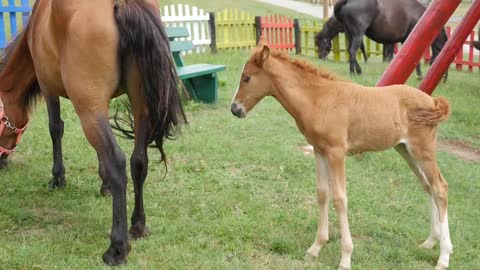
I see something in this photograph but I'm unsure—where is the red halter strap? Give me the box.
[0,98,28,157]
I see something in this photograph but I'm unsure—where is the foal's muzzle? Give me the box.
[230,103,245,118]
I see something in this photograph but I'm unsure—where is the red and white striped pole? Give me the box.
[376,0,463,87]
[419,1,480,95]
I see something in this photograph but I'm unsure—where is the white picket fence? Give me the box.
[161,4,211,53]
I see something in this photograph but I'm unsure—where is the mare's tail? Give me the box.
[408,97,451,127]
[113,0,187,164]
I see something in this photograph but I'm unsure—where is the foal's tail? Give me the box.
[113,0,186,164]
[408,97,451,127]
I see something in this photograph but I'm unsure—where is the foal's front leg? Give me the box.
[306,152,330,258]
[45,96,66,189]
[327,149,353,270]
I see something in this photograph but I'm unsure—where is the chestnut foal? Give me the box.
[230,43,452,270]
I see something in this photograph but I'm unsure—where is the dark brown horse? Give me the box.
[0,0,186,265]
[317,0,448,76]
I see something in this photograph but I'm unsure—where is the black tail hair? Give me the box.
[113,0,187,165]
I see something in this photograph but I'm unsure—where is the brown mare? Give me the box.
[230,42,453,270]
[0,0,186,265]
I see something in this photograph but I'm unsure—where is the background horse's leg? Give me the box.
[360,41,368,63]
[416,64,423,80]
[348,35,363,75]
[306,152,330,258]
[45,95,66,189]
[326,148,353,270]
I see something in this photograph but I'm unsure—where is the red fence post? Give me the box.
[419,0,480,95]
[376,0,462,87]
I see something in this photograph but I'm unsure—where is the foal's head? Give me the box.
[231,44,275,118]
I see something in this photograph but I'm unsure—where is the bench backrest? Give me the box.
[166,27,193,67]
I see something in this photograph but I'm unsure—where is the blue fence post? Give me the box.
[0,0,31,49]
[8,0,18,43]
[21,0,30,25]
[0,3,6,49]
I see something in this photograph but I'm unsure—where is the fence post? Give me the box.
[294,19,301,55]
[209,12,217,54]
[255,16,262,45]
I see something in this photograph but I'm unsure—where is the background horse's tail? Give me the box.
[333,0,348,22]
[113,0,186,164]
[408,97,451,127]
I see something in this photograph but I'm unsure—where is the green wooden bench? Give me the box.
[166,27,225,104]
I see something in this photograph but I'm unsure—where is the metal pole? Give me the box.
[419,1,480,95]
[376,0,462,87]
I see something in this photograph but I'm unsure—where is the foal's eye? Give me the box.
[243,75,251,83]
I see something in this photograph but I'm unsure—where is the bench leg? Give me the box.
[184,73,218,104]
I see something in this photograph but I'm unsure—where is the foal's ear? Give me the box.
[255,45,270,66]
[257,36,268,47]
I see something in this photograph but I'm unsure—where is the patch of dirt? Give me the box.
[437,140,480,162]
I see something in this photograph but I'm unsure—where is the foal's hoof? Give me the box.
[129,223,150,239]
[435,264,448,270]
[102,241,131,266]
[100,184,112,197]
[337,266,350,270]
[48,176,66,190]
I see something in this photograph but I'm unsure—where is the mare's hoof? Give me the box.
[48,176,66,190]
[0,158,7,170]
[129,223,150,239]
[102,241,131,266]
[435,264,448,270]
[100,184,112,197]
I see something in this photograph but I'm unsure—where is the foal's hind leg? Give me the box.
[397,141,452,269]
[395,144,440,248]
[45,96,66,189]
[306,152,330,258]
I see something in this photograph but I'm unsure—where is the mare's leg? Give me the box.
[99,157,112,196]
[45,95,66,189]
[326,148,353,270]
[306,152,330,257]
[398,138,452,269]
[395,144,439,249]
[0,155,7,169]
[127,68,150,239]
[74,104,130,265]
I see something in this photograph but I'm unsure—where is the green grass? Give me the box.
[0,50,479,269]
[1,1,480,269]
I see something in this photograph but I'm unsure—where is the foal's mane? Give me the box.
[265,49,344,81]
